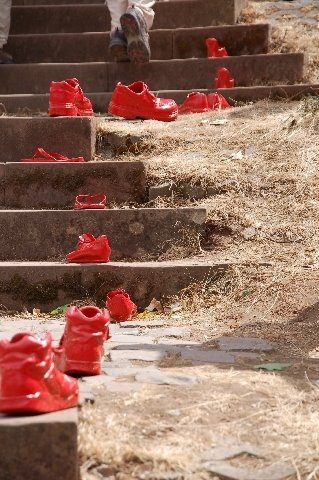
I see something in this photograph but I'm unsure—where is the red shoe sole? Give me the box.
[49,104,78,116]
[108,102,178,122]
[62,359,101,376]
[0,391,78,414]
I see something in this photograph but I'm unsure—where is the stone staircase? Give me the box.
[0,0,317,312]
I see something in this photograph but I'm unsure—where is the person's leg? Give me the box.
[120,0,155,64]
[127,0,155,30]
[106,0,130,62]
[0,0,13,64]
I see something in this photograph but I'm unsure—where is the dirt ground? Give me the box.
[78,2,319,479]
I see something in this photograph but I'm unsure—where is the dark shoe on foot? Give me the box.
[109,28,129,62]
[0,48,13,64]
[120,6,151,64]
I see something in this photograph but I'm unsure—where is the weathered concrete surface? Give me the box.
[0,63,107,95]
[0,261,229,311]
[2,84,319,114]
[0,117,96,163]
[0,207,207,260]
[0,54,304,95]
[0,408,78,480]
[107,54,304,91]
[11,0,247,26]
[7,24,269,63]
[4,161,146,207]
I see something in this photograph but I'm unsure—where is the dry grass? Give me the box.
[240,1,319,83]
[79,368,319,479]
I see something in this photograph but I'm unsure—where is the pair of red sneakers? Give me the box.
[179,91,231,114]
[0,290,136,415]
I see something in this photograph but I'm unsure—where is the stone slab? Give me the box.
[2,84,319,114]
[200,460,295,480]
[0,408,78,480]
[135,368,199,385]
[148,326,191,338]
[4,161,146,207]
[217,336,274,352]
[109,334,154,344]
[0,54,304,95]
[0,117,96,163]
[173,24,269,59]
[120,319,167,328]
[0,207,206,261]
[7,24,268,63]
[0,63,107,95]
[7,30,173,63]
[0,260,229,312]
[114,343,236,364]
[107,54,304,91]
[110,349,166,362]
[11,0,246,27]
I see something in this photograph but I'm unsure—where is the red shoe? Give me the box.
[106,288,137,322]
[178,92,209,114]
[214,68,235,89]
[54,306,111,375]
[49,78,93,117]
[207,93,231,110]
[74,194,107,210]
[108,81,178,122]
[21,147,85,163]
[206,38,228,58]
[0,332,78,414]
[66,233,111,263]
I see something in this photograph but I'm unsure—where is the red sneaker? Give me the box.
[106,288,137,322]
[214,68,235,89]
[178,92,209,114]
[49,78,93,117]
[66,233,111,263]
[206,38,228,58]
[207,93,231,110]
[74,194,107,210]
[0,332,78,414]
[108,81,178,122]
[54,306,111,375]
[21,147,85,163]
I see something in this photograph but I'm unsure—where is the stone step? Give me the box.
[11,0,246,28]
[0,54,304,95]
[11,1,247,33]
[0,260,229,311]
[0,207,206,261]
[0,117,96,163]
[2,84,318,114]
[1,161,146,207]
[7,24,269,63]
[0,409,78,480]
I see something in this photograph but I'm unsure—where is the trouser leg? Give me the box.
[127,0,155,30]
[0,0,11,48]
[106,0,128,32]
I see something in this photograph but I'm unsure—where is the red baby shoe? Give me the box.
[214,68,235,89]
[74,194,107,209]
[108,81,178,122]
[206,38,228,58]
[0,332,78,414]
[207,93,231,110]
[49,78,93,117]
[54,306,110,375]
[106,288,137,322]
[179,92,209,114]
[21,147,85,163]
[66,233,111,263]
